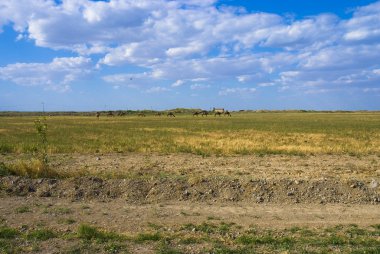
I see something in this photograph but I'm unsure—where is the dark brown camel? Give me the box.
[214,111,223,117]
[201,110,209,116]
[167,112,175,117]
[193,111,200,116]
[224,110,231,117]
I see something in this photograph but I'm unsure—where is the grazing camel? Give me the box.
[167,112,175,117]
[224,110,232,117]
[214,111,223,117]
[213,108,224,113]
[201,110,209,116]
[193,111,201,116]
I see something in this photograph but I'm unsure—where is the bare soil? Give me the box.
[1,154,379,253]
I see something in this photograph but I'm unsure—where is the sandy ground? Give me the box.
[1,197,380,233]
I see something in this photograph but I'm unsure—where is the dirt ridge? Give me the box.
[1,176,379,204]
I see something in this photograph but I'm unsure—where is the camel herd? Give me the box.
[96,109,231,119]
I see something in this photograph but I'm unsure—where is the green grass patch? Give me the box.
[135,232,161,242]
[26,229,56,241]
[15,205,31,213]
[77,224,122,242]
[0,162,12,177]
[156,242,183,254]
[0,227,19,239]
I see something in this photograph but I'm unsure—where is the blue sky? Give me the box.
[1,0,380,111]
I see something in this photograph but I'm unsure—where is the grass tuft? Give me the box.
[26,229,56,241]
[135,232,161,242]
[7,159,62,178]
[0,227,19,239]
[77,224,121,242]
[16,206,31,213]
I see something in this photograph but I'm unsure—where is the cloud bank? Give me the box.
[0,0,379,94]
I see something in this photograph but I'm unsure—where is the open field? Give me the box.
[1,112,379,253]
[1,197,380,254]
[1,112,380,156]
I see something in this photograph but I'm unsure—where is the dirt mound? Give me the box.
[1,176,379,204]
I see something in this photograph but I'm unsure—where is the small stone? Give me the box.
[256,196,264,203]
[369,179,378,189]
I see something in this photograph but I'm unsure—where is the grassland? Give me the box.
[0,112,379,156]
[1,221,380,253]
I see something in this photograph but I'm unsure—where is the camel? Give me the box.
[96,112,100,119]
[201,110,209,116]
[214,111,223,117]
[213,108,224,113]
[107,111,114,117]
[167,112,175,117]
[193,111,201,116]
[155,112,162,117]
[224,110,232,117]
[138,113,146,117]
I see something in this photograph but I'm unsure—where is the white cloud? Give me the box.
[363,88,380,93]
[190,83,210,90]
[219,87,256,96]
[0,57,92,91]
[258,82,275,87]
[171,80,184,87]
[145,86,171,93]
[0,0,380,95]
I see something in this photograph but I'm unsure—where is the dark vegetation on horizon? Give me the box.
[0,109,378,117]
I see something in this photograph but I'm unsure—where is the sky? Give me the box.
[0,0,380,111]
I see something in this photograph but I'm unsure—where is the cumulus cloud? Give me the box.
[0,0,380,94]
[0,57,92,91]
